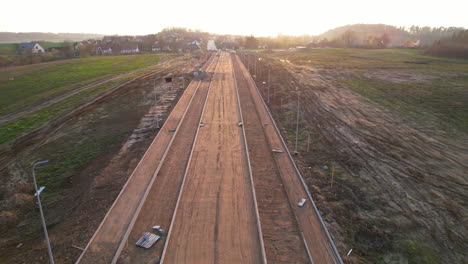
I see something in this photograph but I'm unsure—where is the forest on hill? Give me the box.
[425,29,468,59]
[318,24,465,47]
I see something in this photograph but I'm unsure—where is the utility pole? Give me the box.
[254,54,257,79]
[330,166,335,188]
[32,160,55,264]
[267,69,271,104]
[180,76,185,90]
[154,78,160,129]
[292,91,300,155]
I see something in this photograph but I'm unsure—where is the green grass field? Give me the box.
[281,48,468,71]
[0,54,181,145]
[0,54,166,116]
[0,43,17,55]
[277,49,468,133]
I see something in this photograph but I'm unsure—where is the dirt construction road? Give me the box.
[115,55,220,263]
[161,53,265,263]
[77,53,342,264]
[233,55,341,264]
[76,55,217,263]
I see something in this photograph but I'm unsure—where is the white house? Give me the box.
[18,42,45,54]
[120,43,139,54]
[152,43,162,52]
[96,44,113,55]
[207,40,217,51]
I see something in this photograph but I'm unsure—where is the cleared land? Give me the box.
[247,49,467,263]
[275,48,468,133]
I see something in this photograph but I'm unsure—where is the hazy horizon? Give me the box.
[2,22,467,38]
[1,0,467,37]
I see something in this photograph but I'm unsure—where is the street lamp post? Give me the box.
[32,160,55,264]
[180,76,185,90]
[254,54,257,79]
[291,91,300,155]
[154,78,160,129]
[267,69,271,104]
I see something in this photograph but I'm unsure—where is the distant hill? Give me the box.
[319,24,465,47]
[0,32,104,43]
[319,24,409,47]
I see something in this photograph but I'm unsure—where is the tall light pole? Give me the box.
[254,54,257,79]
[180,76,185,91]
[291,91,300,155]
[32,160,55,264]
[154,78,160,129]
[267,68,271,104]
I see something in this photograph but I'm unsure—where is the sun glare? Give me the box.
[1,0,467,36]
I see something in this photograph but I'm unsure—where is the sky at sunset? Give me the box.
[1,0,467,36]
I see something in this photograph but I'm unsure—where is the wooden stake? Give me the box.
[280,97,283,112]
[330,166,335,188]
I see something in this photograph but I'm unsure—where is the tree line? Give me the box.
[425,30,468,59]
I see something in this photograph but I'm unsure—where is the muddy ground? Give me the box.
[250,55,467,264]
[0,54,209,263]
